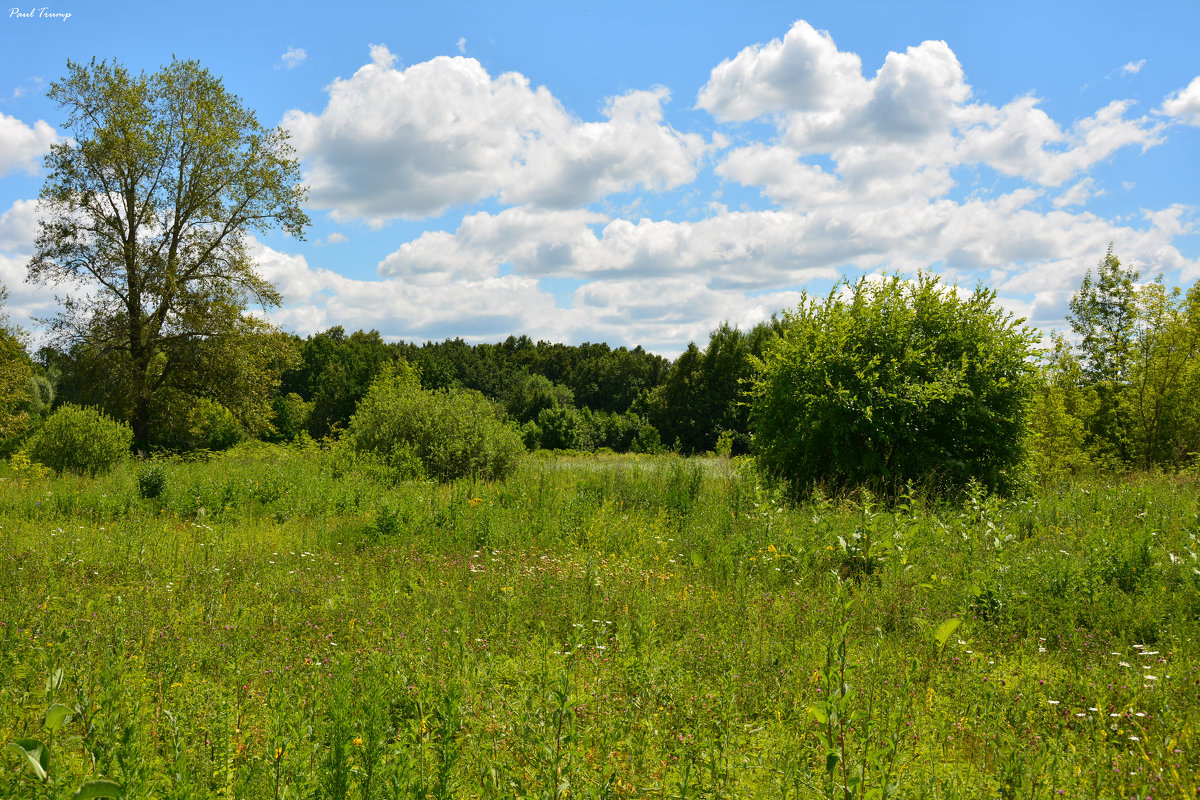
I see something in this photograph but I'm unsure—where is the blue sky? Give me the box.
[1,1,1198,356]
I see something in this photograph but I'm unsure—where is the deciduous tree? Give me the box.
[28,57,308,449]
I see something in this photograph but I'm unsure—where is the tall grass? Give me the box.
[1,444,1197,797]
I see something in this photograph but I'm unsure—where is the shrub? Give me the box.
[138,462,168,499]
[347,364,524,482]
[750,273,1036,499]
[25,403,133,475]
[270,392,313,443]
[187,397,244,451]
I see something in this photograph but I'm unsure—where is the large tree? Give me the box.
[28,58,308,449]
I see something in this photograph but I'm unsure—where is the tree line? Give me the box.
[5,56,1200,496]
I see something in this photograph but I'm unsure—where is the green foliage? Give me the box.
[642,321,778,455]
[137,462,167,499]
[347,364,524,482]
[751,273,1037,498]
[629,421,665,454]
[0,285,35,449]
[29,57,308,449]
[1067,245,1139,461]
[393,335,671,415]
[269,392,314,443]
[1125,277,1200,468]
[1069,244,1139,387]
[25,403,132,475]
[1026,334,1092,484]
[280,327,395,438]
[505,373,574,425]
[1062,248,1200,470]
[535,406,592,451]
[186,397,245,451]
[2,452,1198,797]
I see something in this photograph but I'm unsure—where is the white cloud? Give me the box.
[1122,60,1146,76]
[278,47,307,70]
[0,200,59,332]
[457,37,466,54]
[362,186,1198,341]
[699,23,1163,203]
[1052,177,1104,209]
[696,20,867,121]
[0,112,57,177]
[0,199,39,253]
[253,199,1197,353]
[283,46,707,224]
[251,236,573,343]
[1161,75,1200,125]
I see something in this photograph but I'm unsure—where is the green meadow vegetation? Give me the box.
[1,446,1198,798]
[5,55,1200,798]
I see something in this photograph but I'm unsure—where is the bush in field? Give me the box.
[137,462,167,499]
[750,273,1036,498]
[348,364,524,482]
[187,397,245,451]
[25,403,132,475]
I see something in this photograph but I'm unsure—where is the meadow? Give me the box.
[1,444,1197,799]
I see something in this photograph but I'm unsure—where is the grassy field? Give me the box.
[1,444,1198,798]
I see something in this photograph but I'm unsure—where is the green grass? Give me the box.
[1,444,1198,798]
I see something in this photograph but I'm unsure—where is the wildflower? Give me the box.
[353,737,364,748]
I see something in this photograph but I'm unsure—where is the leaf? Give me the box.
[8,738,49,781]
[44,703,71,733]
[825,751,840,774]
[46,668,64,695]
[934,618,962,649]
[73,780,123,799]
[808,704,828,725]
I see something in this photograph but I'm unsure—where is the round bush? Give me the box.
[26,403,133,475]
[348,365,524,482]
[187,397,244,451]
[749,273,1036,498]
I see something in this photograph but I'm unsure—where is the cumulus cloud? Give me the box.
[1161,76,1200,124]
[277,47,307,69]
[0,199,58,332]
[283,46,708,224]
[0,199,39,253]
[1122,59,1146,75]
[1052,177,1104,209]
[699,20,1164,213]
[250,236,574,344]
[364,186,1198,341]
[0,112,57,177]
[696,20,867,121]
[250,196,1197,352]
